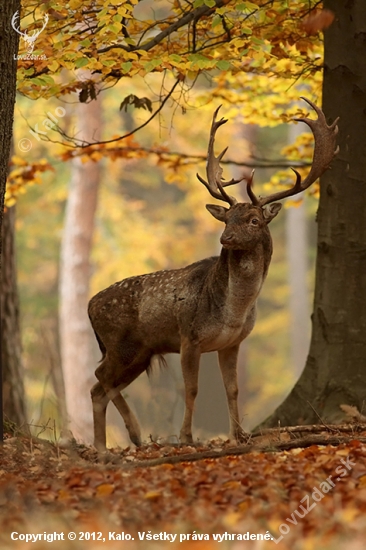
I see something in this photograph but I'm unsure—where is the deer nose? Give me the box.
[221,233,234,246]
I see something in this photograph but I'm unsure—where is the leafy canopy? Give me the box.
[9,0,333,204]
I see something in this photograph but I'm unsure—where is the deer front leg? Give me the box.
[218,345,243,442]
[179,340,201,444]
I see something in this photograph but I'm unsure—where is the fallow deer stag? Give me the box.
[89,98,339,451]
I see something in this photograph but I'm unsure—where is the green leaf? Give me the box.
[75,57,90,68]
[37,74,55,85]
[204,0,216,6]
[101,59,116,67]
[169,54,182,63]
[79,39,91,47]
[216,60,231,70]
[143,59,162,73]
[31,77,49,86]
[212,15,222,28]
[121,61,133,73]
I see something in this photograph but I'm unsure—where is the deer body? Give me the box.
[89,100,338,450]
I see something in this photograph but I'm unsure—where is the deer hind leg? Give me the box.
[93,355,149,450]
[218,345,243,442]
[109,388,142,447]
[179,341,201,444]
[91,381,109,451]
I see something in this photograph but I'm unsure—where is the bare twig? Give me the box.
[306,401,338,433]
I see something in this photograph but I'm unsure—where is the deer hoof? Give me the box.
[179,433,194,445]
[130,435,142,447]
[94,441,107,452]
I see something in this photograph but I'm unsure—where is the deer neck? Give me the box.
[214,238,273,301]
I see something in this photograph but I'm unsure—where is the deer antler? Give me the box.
[197,106,244,206]
[248,98,339,207]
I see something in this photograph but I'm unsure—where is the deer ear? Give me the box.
[206,204,228,222]
[263,203,282,223]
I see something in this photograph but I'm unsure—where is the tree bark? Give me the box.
[260,0,366,427]
[0,0,20,259]
[0,1,22,440]
[59,94,102,443]
[1,206,27,428]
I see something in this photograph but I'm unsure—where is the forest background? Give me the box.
[4,0,337,447]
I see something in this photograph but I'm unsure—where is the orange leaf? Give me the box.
[302,9,335,35]
[96,483,115,496]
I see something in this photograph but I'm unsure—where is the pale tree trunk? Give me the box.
[285,122,310,379]
[260,0,366,428]
[1,206,27,429]
[59,95,102,442]
[286,202,309,378]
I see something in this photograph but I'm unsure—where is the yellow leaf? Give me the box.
[96,483,114,496]
[48,60,60,72]
[223,512,241,527]
[223,480,241,489]
[144,491,161,500]
[11,155,28,166]
[237,500,250,512]
[335,449,352,456]
[339,507,360,523]
[358,475,366,488]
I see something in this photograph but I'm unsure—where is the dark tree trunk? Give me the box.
[260,0,366,427]
[0,0,20,263]
[1,206,26,427]
[0,1,22,439]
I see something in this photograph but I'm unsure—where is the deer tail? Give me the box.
[94,330,107,363]
[146,354,168,377]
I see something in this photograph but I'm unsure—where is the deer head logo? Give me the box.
[11,11,49,54]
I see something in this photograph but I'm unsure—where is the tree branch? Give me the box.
[97,0,228,54]
[102,433,366,469]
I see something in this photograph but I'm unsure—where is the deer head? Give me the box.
[12,11,49,54]
[197,98,339,248]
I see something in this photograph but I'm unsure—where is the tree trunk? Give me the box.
[286,202,309,379]
[260,0,366,427]
[0,0,20,259]
[1,206,27,428]
[0,0,22,441]
[59,95,102,443]
[286,121,310,379]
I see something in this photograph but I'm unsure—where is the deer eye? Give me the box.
[251,218,259,225]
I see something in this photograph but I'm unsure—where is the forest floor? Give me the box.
[1,424,366,550]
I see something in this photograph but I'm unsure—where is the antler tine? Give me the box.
[256,97,339,207]
[245,170,260,205]
[196,106,242,207]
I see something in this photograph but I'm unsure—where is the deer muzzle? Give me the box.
[220,232,236,248]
